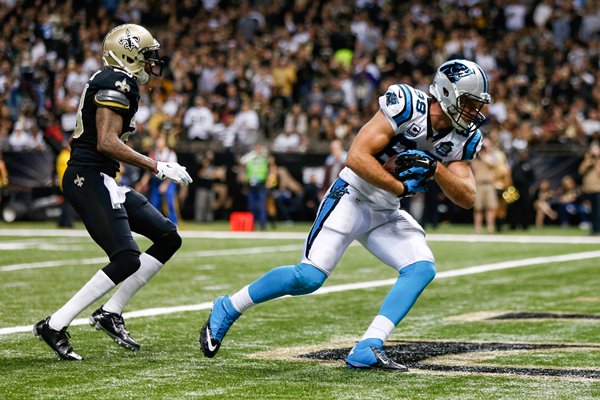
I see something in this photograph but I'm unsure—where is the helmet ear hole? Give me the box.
[443,88,449,96]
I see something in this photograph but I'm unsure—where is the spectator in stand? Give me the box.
[321,138,347,198]
[195,150,217,223]
[271,55,296,108]
[272,128,302,153]
[581,109,600,142]
[184,96,214,141]
[8,102,45,151]
[271,158,304,225]
[7,65,45,122]
[302,172,321,220]
[556,175,590,229]
[471,139,500,234]
[578,143,600,235]
[533,178,558,228]
[283,103,308,137]
[240,143,269,230]
[139,135,180,225]
[507,150,536,230]
[233,99,260,151]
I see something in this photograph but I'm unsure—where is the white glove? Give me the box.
[156,161,193,186]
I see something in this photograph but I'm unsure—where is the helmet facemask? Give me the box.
[447,92,489,132]
[140,47,163,83]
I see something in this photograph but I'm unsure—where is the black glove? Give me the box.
[394,150,438,197]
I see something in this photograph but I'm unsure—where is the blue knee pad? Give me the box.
[248,263,327,303]
[379,261,436,326]
[289,263,327,295]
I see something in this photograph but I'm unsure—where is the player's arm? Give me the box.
[96,107,159,173]
[345,110,406,197]
[434,160,476,209]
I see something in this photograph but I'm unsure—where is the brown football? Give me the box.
[382,154,398,177]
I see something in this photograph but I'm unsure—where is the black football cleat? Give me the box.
[33,317,83,361]
[89,307,140,351]
[199,319,220,358]
[199,296,240,358]
[345,338,408,372]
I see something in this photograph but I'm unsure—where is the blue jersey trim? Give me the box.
[462,129,482,160]
[305,179,348,258]
[392,84,413,127]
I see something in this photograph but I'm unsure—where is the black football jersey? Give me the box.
[68,67,140,176]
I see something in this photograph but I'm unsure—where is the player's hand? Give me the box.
[394,150,437,197]
[156,161,193,186]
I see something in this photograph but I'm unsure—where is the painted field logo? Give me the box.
[299,340,600,379]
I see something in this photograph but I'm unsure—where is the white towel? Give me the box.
[101,173,131,209]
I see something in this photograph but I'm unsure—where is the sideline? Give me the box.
[2,249,599,336]
[2,230,600,273]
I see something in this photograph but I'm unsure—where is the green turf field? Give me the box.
[0,223,598,399]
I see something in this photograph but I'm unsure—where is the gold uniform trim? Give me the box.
[94,96,130,110]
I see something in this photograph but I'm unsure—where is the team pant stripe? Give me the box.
[305,179,348,258]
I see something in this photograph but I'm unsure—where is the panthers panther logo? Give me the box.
[386,92,400,106]
[440,62,474,83]
[118,29,140,51]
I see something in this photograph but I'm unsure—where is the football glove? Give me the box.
[156,161,193,186]
[395,150,437,197]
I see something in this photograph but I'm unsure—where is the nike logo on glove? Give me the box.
[205,326,218,352]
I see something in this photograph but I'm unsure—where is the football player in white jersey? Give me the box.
[199,59,491,371]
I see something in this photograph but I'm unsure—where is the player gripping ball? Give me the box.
[384,150,438,197]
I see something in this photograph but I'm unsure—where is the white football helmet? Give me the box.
[429,59,491,133]
[102,24,163,84]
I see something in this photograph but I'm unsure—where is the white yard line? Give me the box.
[2,249,599,336]
[0,245,308,272]
[2,228,600,243]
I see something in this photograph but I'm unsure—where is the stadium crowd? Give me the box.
[0,0,599,230]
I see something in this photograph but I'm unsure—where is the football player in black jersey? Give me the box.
[34,24,193,361]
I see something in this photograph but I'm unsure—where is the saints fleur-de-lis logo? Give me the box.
[115,78,130,93]
[74,175,85,187]
[118,29,140,51]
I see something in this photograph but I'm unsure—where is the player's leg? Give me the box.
[346,210,436,371]
[34,168,141,360]
[102,189,181,314]
[90,189,182,348]
[200,179,366,357]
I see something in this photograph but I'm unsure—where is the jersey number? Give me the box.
[72,83,89,139]
[416,100,426,115]
[73,70,101,139]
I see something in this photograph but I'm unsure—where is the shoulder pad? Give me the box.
[94,89,130,110]
[379,84,413,129]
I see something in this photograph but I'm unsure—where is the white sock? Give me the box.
[103,253,163,315]
[229,285,254,314]
[49,270,115,330]
[361,315,395,343]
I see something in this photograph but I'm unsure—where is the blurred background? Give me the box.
[0,0,599,233]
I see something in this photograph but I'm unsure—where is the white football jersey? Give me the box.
[339,83,483,208]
